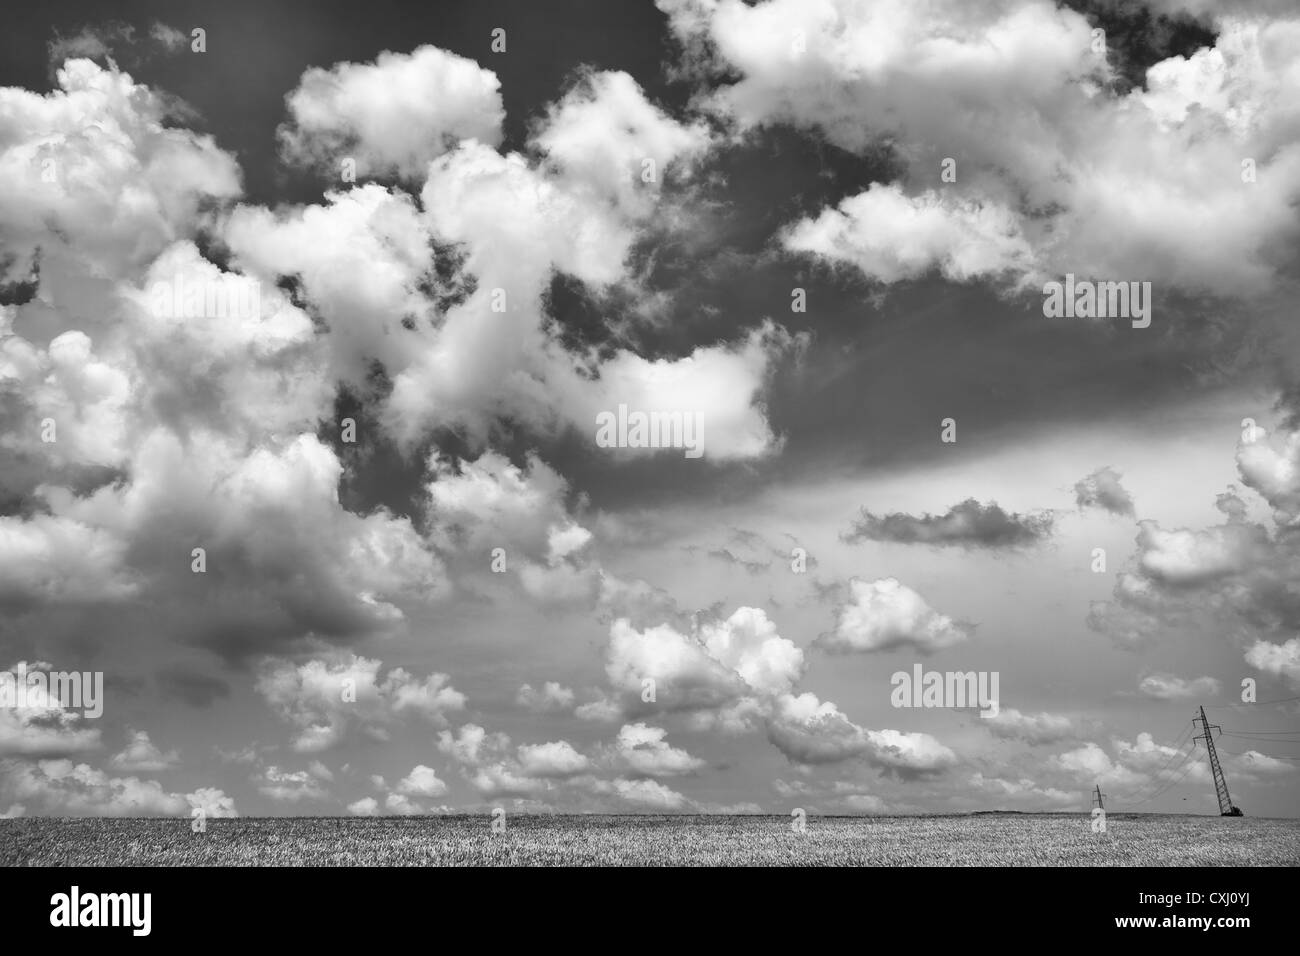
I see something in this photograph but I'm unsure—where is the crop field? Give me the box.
[4,813,1300,866]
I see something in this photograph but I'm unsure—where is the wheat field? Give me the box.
[4,813,1299,866]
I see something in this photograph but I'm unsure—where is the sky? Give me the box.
[2,0,1300,821]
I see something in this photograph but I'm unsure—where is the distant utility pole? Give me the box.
[1194,706,1243,817]
[1091,784,1105,811]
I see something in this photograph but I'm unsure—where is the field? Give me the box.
[5,813,1300,866]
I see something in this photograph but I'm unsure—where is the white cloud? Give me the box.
[816,577,969,655]
[1238,426,1300,526]
[968,773,1075,807]
[603,608,803,720]
[0,758,205,816]
[784,185,1035,286]
[558,322,797,462]
[614,723,705,776]
[187,787,238,818]
[0,513,138,608]
[984,708,1078,745]
[383,792,423,815]
[257,653,465,753]
[766,691,955,775]
[532,69,711,213]
[347,796,380,816]
[0,59,240,278]
[1138,673,1223,700]
[466,763,545,798]
[396,764,448,798]
[279,45,504,179]
[257,766,329,803]
[108,729,178,772]
[0,663,102,757]
[1134,519,1267,585]
[663,0,1300,295]
[437,724,511,767]
[1245,637,1300,689]
[1053,735,1203,792]
[425,451,602,604]
[516,740,590,778]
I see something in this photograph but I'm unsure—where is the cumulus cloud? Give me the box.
[516,741,590,778]
[257,766,329,803]
[256,653,466,752]
[1052,742,1146,789]
[816,577,970,655]
[0,59,240,279]
[613,723,705,776]
[383,792,423,815]
[1075,466,1136,517]
[661,0,1300,296]
[602,606,802,721]
[0,46,793,701]
[436,723,601,797]
[3,239,450,643]
[968,773,1076,807]
[0,513,139,610]
[1133,519,1268,586]
[108,729,178,772]
[187,787,238,818]
[0,40,817,817]
[843,499,1054,549]
[983,708,1079,745]
[766,691,956,776]
[395,764,448,798]
[0,758,220,816]
[532,69,712,213]
[784,184,1035,286]
[0,663,103,757]
[1092,421,1300,658]
[1054,733,1209,794]
[1237,426,1300,527]
[1138,673,1223,700]
[279,45,505,179]
[347,796,380,816]
[560,322,797,463]
[425,451,601,604]
[594,602,957,776]
[437,724,508,767]
[235,58,793,464]
[1245,637,1300,689]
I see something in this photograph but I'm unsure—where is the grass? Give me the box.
[4,812,1299,866]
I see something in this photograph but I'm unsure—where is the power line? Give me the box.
[1120,754,1203,809]
[1106,721,1194,806]
[1205,695,1300,711]
[1220,749,1300,760]
[1110,734,1200,809]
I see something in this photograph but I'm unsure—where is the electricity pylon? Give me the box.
[1194,706,1243,817]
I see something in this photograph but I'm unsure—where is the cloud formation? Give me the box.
[843,499,1054,549]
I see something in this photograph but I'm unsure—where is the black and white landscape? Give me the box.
[2,0,1300,865]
